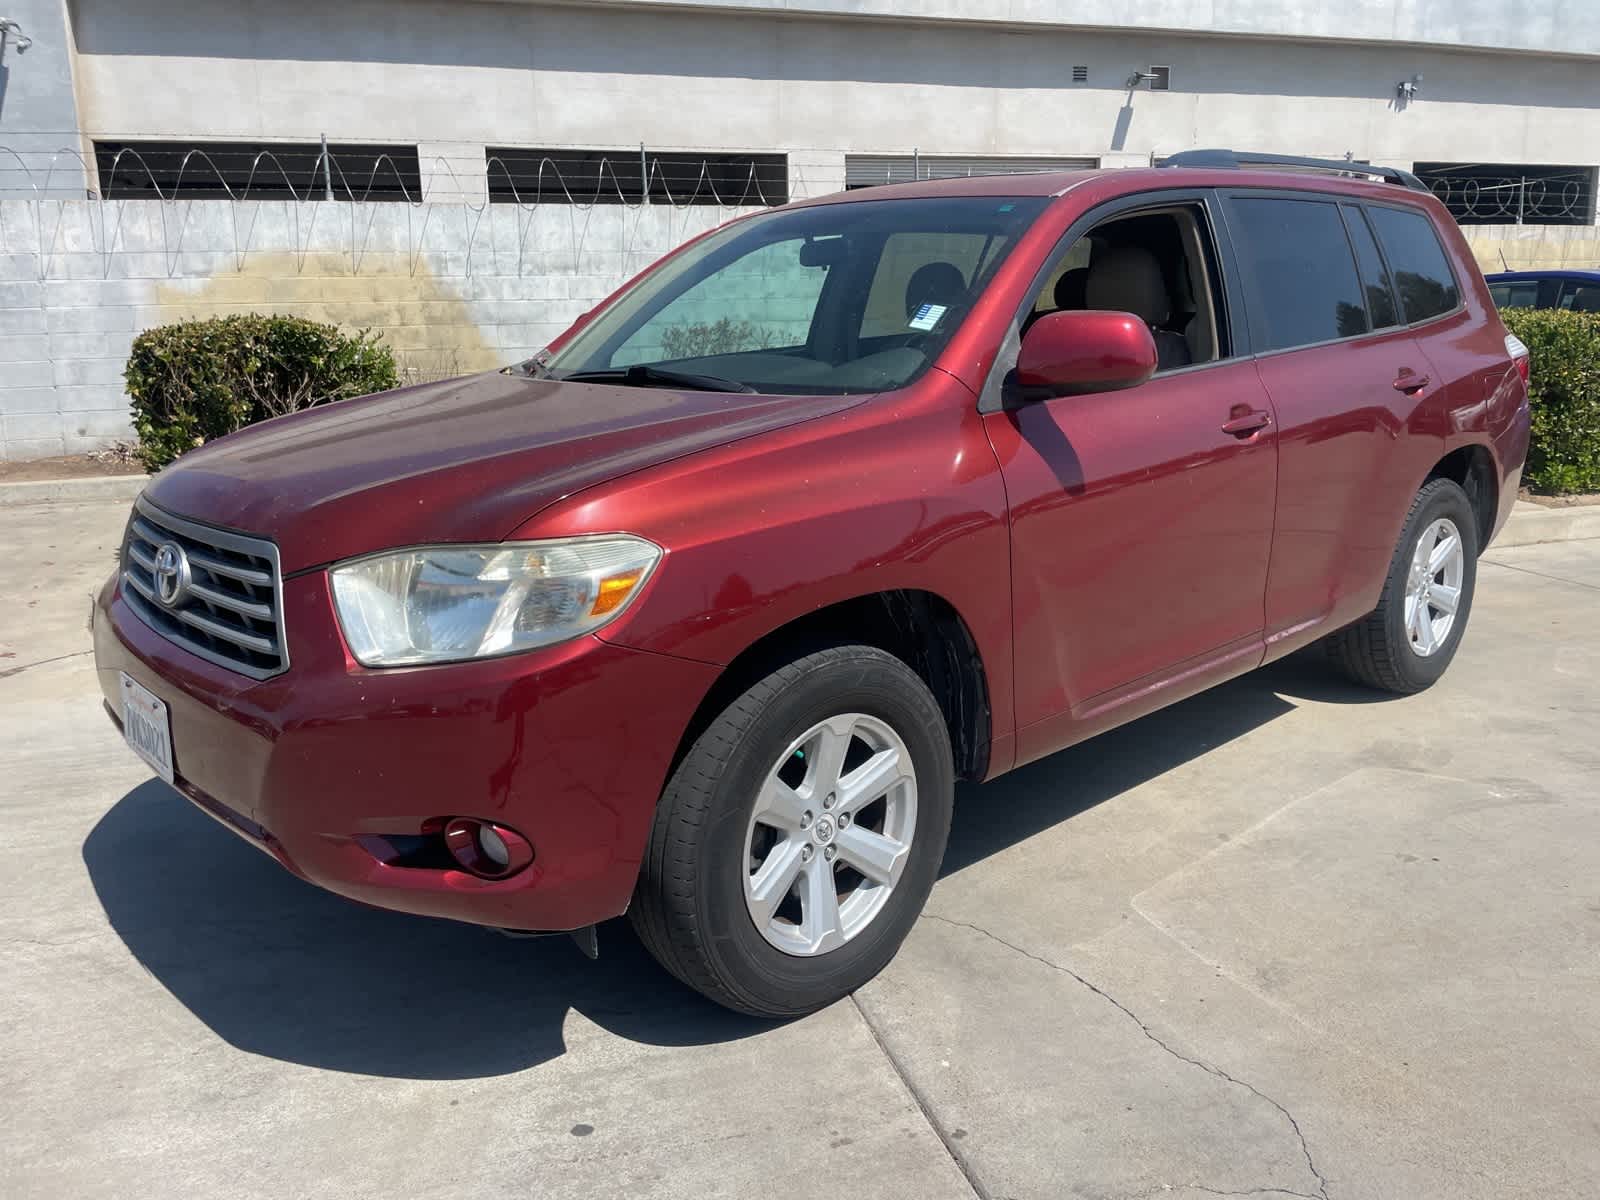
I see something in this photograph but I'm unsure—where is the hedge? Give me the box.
[1501,307,1600,495]
[126,314,399,471]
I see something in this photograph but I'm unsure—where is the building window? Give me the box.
[486,149,787,205]
[1413,162,1597,226]
[93,142,422,202]
[845,155,1098,190]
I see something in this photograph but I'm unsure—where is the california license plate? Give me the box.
[119,672,174,783]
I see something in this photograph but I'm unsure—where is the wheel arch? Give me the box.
[668,589,993,785]
[1426,443,1498,553]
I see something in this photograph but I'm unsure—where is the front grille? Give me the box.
[121,497,288,679]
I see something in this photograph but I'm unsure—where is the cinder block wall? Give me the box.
[0,198,762,460]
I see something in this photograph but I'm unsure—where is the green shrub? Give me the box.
[125,314,399,471]
[1502,308,1600,495]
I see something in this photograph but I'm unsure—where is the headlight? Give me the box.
[329,535,661,667]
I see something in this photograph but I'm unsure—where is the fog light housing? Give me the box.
[442,818,534,879]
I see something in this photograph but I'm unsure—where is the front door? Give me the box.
[985,357,1278,763]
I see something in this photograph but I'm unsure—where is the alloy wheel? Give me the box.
[742,713,918,956]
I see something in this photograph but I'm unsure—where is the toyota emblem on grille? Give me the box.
[152,541,191,608]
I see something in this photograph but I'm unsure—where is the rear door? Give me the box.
[1221,193,1443,644]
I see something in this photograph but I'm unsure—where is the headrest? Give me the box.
[1085,246,1171,326]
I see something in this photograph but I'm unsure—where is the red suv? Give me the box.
[95,151,1530,1016]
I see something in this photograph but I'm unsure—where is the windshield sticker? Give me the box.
[909,303,947,332]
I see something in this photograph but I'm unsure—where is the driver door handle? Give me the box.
[1221,410,1273,438]
[1393,372,1431,394]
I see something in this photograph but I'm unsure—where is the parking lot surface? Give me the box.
[2,499,1596,1200]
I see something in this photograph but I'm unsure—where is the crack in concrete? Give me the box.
[0,650,93,680]
[921,913,1331,1200]
[848,992,990,1200]
[1481,557,1600,593]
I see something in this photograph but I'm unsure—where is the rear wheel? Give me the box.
[630,644,953,1017]
[1325,477,1478,693]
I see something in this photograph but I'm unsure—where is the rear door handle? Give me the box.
[1393,372,1431,394]
[1221,410,1272,437]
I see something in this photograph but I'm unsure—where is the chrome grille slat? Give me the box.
[185,579,274,621]
[120,497,288,679]
[186,549,273,587]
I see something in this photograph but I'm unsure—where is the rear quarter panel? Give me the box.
[1414,207,1529,534]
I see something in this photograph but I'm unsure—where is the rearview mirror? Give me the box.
[1016,310,1157,396]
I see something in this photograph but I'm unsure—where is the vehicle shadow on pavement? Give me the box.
[81,652,1391,1078]
[941,650,1397,876]
[82,783,770,1080]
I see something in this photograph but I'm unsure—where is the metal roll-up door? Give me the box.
[845,154,1098,189]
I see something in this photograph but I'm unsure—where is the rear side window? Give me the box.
[1559,280,1600,313]
[1341,206,1401,329]
[1365,206,1461,323]
[1227,197,1369,351]
[1490,281,1541,309]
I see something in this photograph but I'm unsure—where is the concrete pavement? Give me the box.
[1,498,1596,1199]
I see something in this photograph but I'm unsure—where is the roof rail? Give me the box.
[1160,149,1431,193]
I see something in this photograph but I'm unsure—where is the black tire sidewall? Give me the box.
[691,650,953,1014]
[1382,480,1479,689]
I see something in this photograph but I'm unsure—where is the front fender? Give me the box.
[513,381,1019,753]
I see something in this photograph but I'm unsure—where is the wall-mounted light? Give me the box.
[1127,66,1171,91]
[1397,74,1423,102]
[0,17,31,51]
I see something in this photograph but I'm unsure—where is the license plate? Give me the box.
[119,672,174,783]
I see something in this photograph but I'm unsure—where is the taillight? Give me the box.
[1505,332,1530,385]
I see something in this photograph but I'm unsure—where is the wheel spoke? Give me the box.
[1428,533,1460,576]
[805,718,854,797]
[1412,530,1436,575]
[834,823,908,886]
[1414,604,1436,654]
[753,776,807,832]
[837,746,906,814]
[747,838,806,925]
[1430,583,1460,615]
[799,859,845,953]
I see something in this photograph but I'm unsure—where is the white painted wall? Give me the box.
[520,0,1600,60]
[60,0,1600,202]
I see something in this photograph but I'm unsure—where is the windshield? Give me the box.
[543,195,1048,395]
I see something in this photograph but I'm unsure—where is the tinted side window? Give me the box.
[1365,206,1461,322]
[1559,280,1600,313]
[1342,206,1400,328]
[1228,197,1368,351]
[1490,282,1540,309]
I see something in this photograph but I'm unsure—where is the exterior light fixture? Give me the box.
[1127,66,1171,91]
[0,18,30,51]
[1397,74,1423,102]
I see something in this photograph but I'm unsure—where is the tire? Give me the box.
[1325,477,1479,694]
[630,644,954,1017]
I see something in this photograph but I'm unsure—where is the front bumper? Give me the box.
[93,567,718,931]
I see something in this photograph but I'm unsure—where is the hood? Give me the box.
[144,372,862,573]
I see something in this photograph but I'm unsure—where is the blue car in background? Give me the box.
[1484,269,1600,312]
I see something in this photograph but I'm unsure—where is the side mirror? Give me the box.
[1016,310,1157,396]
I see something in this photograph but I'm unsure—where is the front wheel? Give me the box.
[630,645,954,1017]
[1325,477,1479,693]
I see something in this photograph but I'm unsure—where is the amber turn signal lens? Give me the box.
[590,568,646,616]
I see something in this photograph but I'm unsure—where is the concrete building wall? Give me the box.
[59,0,1600,198]
[554,0,1600,60]
[0,0,86,196]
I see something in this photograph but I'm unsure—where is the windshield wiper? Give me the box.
[557,364,757,394]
